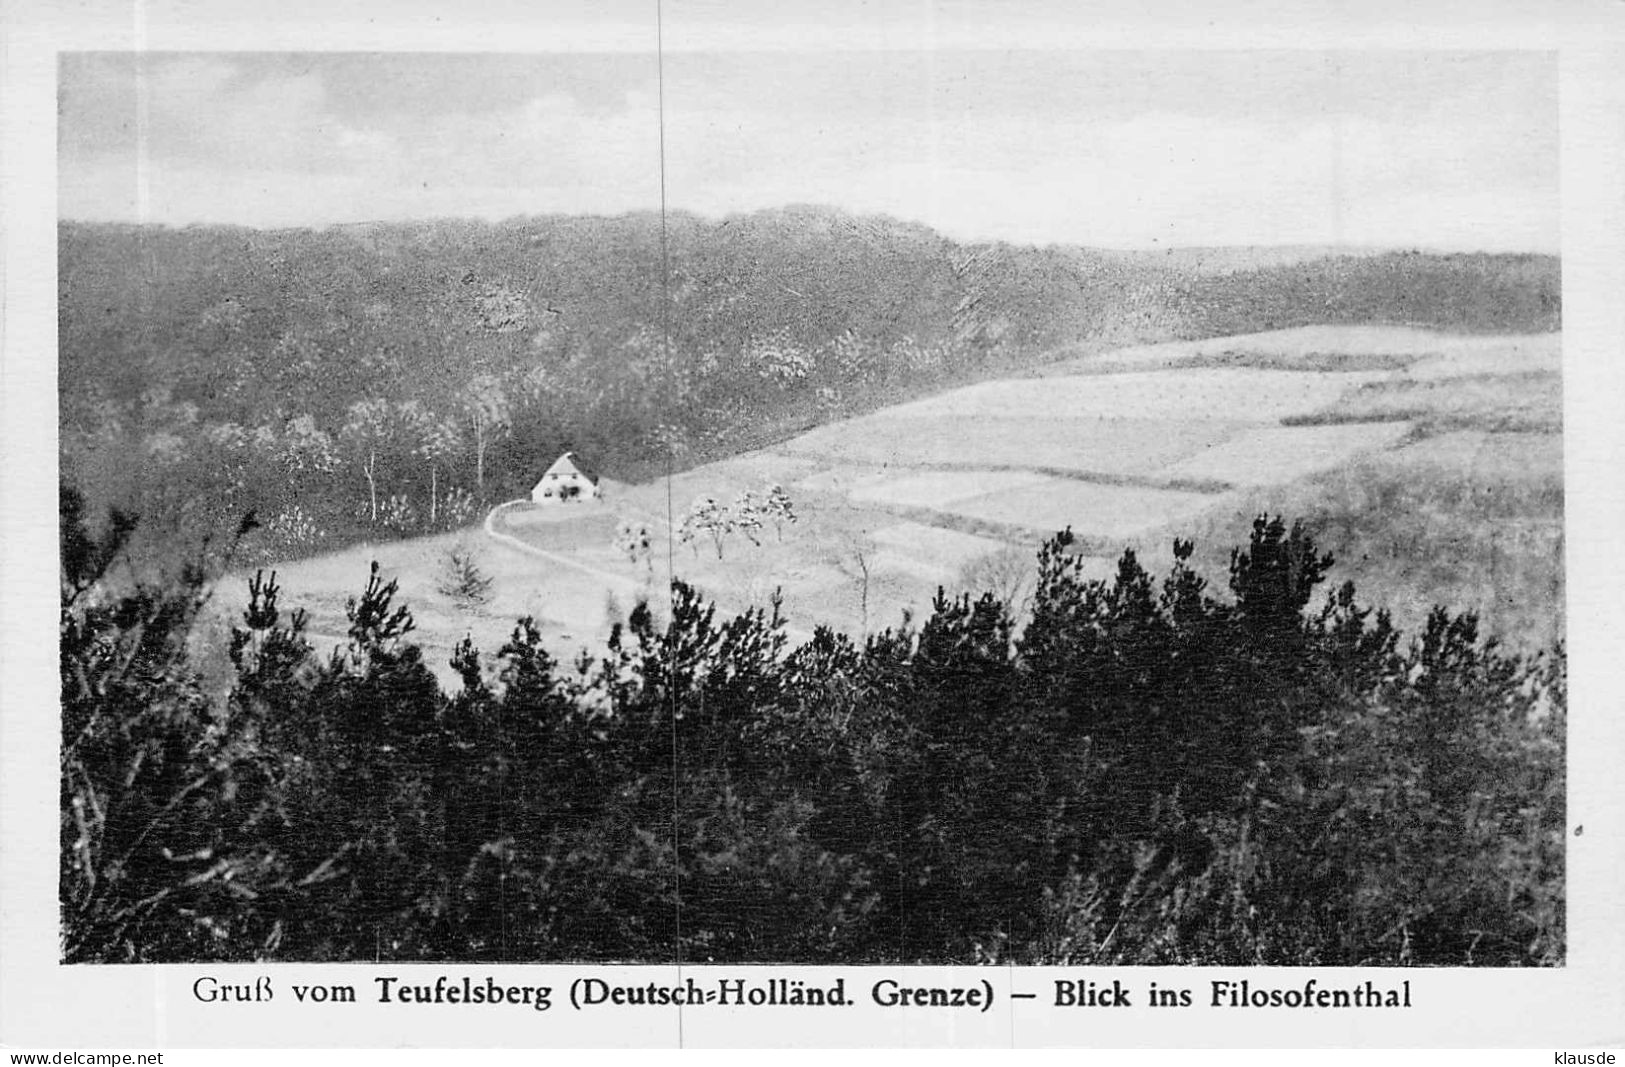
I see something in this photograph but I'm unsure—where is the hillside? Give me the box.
[218,323,1563,702]
[58,210,1559,577]
[64,269,1567,966]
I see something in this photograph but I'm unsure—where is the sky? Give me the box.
[57,49,1559,252]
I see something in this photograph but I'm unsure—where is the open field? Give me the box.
[1162,422,1415,486]
[875,368,1390,422]
[1406,332,1561,380]
[610,453,821,524]
[849,469,1051,509]
[747,327,1561,647]
[1125,350,1420,373]
[1387,427,1564,475]
[869,522,1014,587]
[784,415,1244,480]
[231,325,1565,659]
[1038,325,1557,374]
[496,500,621,547]
[940,478,1218,540]
[1285,371,1562,434]
[1168,429,1564,649]
[203,525,652,690]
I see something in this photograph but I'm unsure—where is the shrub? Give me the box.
[379,494,417,532]
[263,505,325,555]
[438,487,478,530]
[437,542,493,608]
[60,493,1563,965]
[60,489,291,961]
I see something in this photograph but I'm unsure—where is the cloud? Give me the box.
[57,51,1557,251]
[60,57,663,225]
[408,89,660,202]
[657,98,1555,251]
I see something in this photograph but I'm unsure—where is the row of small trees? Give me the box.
[341,391,503,526]
[676,484,797,560]
[64,374,518,561]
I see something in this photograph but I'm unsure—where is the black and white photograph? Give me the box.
[6,0,1625,1052]
[51,43,1569,967]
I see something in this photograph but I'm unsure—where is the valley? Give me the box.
[216,324,1564,687]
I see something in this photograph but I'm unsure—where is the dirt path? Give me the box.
[483,500,814,644]
[483,499,645,595]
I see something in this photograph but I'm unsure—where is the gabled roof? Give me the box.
[543,451,599,483]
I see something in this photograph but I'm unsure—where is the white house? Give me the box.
[530,451,601,504]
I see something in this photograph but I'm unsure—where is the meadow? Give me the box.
[1040,324,1557,374]
[204,523,646,691]
[1174,429,1565,648]
[782,414,1240,479]
[214,323,1564,676]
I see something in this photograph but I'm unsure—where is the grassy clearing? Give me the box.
[1406,333,1561,380]
[784,415,1243,478]
[1392,429,1563,472]
[850,469,1051,508]
[611,452,822,524]
[1038,324,1543,373]
[793,465,896,496]
[870,521,1013,566]
[204,325,1565,664]
[1151,350,1419,372]
[1283,371,1561,434]
[1160,422,1414,486]
[624,488,977,636]
[471,444,1038,638]
[494,502,621,548]
[885,368,1387,422]
[202,526,645,690]
[944,477,1220,540]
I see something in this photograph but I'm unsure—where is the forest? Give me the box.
[62,495,1564,965]
[59,211,1562,569]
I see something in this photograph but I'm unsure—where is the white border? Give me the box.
[4,0,1623,1050]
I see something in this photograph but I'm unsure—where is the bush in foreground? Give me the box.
[61,488,1564,965]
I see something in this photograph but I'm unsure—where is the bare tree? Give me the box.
[829,529,877,637]
[956,543,1037,625]
[405,403,463,527]
[761,482,798,541]
[683,495,732,560]
[730,490,764,547]
[614,520,654,573]
[340,398,398,523]
[676,512,699,558]
[461,374,510,498]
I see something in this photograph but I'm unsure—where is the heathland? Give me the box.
[204,325,1562,687]
[58,211,1564,965]
[59,212,1562,670]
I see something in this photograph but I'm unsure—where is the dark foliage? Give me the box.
[61,488,1564,965]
